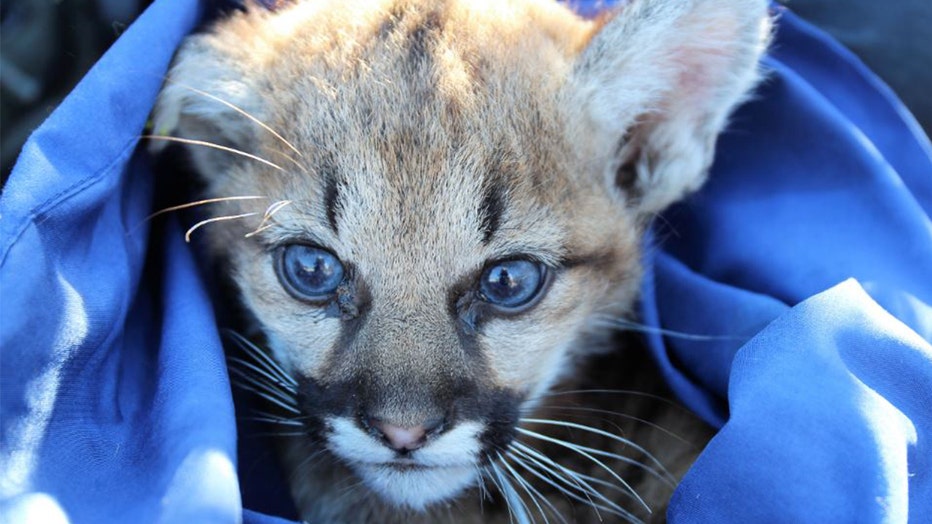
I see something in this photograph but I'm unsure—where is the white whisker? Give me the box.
[499,453,561,524]
[475,464,493,506]
[489,459,532,524]
[246,431,308,438]
[536,389,686,410]
[514,445,645,506]
[249,408,312,423]
[516,427,651,512]
[144,195,269,222]
[230,379,302,415]
[227,355,297,395]
[510,442,637,522]
[241,416,304,427]
[543,405,692,446]
[499,454,546,524]
[246,200,294,238]
[228,366,298,409]
[142,135,286,171]
[593,316,742,342]
[169,81,304,158]
[520,418,675,485]
[223,330,298,387]
[484,462,517,524]
[508,449,644,523]
[184,212,259,242]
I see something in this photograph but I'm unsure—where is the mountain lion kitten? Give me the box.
[151,0,770,521]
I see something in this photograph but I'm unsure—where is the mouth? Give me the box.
[352,454,478,477]
[381,458,435,472]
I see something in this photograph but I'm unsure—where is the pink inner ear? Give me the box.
[668,12,748,117]
[568,0,770,215]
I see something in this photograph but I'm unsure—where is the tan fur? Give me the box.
[152,0,770,521]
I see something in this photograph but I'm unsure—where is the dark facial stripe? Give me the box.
[479,179,505,244]
[376,5,402,39]
[406,9,444,70]
[323,172,341,234]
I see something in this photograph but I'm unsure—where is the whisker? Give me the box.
[332,477,365,505]
[509,442,594,504]
[245,200,294,238]
[141,135,286,171]
[475,464,493,505]
[227,355,297,395]
[483,462,517,524]
[227,371,296,408]
[244,431,308,438]
[593,316,743,342]
[144,195,269,223]
[510,442,636,522]
[288,449,329,485]
[498,453,550,524]
[540,405,693,446]
[499,454,547,524]
[223,329,298,387]
[516,427,651,512]
[230,378,301,415]
[167,81,304,159]
[248,408,313,423]
[520,418,675,485]
[185,212,260,242]
[489,459,532,524]
[262,146,310,174]
[509,446,640,523]
[240,415,304,427]
[513,444,644,505]
[536,389,688,411]
[499,453,561,524]
[228,366,298,408]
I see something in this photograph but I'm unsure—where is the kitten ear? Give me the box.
[569,0,771,215]
[150,35,263,177]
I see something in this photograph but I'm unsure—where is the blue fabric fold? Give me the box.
[644,7,932,521]
[1,0,238,522]
[1,0,929,523]
[669,280,931,521]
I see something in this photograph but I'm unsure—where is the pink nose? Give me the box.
[373,422,429,451]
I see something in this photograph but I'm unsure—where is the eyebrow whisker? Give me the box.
[141,135,286,171]
[185,212,260,242]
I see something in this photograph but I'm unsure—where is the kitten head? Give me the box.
[152,0,769,511]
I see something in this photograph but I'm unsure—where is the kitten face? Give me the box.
[153,0,769,513]
[208,43,641,504]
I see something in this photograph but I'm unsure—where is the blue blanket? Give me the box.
[1,1,930,522]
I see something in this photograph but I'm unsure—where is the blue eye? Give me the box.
[479,259,546,310]
[277,244,345,302]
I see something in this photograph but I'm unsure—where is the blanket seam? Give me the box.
[0,138,140,269]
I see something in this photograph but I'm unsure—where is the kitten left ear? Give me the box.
[568,0,771,215]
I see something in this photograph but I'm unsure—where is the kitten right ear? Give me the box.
[151,35,263,177]
[567,0,771,216]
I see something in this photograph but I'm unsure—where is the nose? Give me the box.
[362,415,446,452]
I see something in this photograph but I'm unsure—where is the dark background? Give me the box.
[1,0,930,185]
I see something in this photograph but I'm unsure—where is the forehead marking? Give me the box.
[479,177,505,245]
[323,170,342,235]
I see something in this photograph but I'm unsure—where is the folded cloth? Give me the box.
[1,1,929,523]
[643,8,932,520]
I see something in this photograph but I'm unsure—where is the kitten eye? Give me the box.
[277,244,345,302]
[478,259,546,310]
